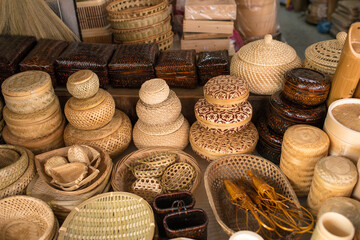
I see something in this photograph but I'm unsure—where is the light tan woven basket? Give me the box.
[64,89,115,130]
[66,70,99,99]
[204,154,299,237]
[0,145,29,190]
[77,0,112,30]
[0,196,55,240]
[139,78,170,105]
[111,147,202,198]
[107,0,167,19]
[64,110,132,157]
[58,192,155,240]
[0,149,36,199]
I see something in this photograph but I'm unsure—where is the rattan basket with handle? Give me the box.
[0,196,55,240]
[204,154,299,238]
[58,192,155,240]
[107,0,167,19]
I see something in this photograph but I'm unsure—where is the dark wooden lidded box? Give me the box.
[196,50,229,86]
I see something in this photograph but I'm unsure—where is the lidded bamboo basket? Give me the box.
[139,78,170,105]
[66,70,99,99]
[304,32,347,79]
[230,34,302,95]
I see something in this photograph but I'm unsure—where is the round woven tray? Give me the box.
[204,154,299,237]
[111,147,202,199]
[64,110,132,158]
[58,192,155,240]
[0,149,35,199]
[0,145,29,190]
[139,78,170,105]
[0,196,55,240]
[65,89,115,130]
[66,70,99,99]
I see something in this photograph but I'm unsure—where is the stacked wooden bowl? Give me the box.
[2,71,65,154]
[107,0,174,51]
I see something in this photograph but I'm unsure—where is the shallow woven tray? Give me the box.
[107,0,167,19]
[111,147,202,198]
[204,154,299,238]
[58,192,155,240]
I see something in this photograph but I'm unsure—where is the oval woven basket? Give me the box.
[58,192,155,240]
[111,147,202,200]
[66,70,99,99]
[107,0,167,19]
[0,196,55,240]
[204,154,299,238]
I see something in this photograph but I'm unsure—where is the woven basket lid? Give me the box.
[235,34,298,67]
[136,114,184,136]
[68,70,96,86]
[316,156,358,186]
[2,71,52,97]
[204,75,249,106]
[67,70,99,98]
[305,32,347,69]
[139,78,170,105]
[67,89,107,110]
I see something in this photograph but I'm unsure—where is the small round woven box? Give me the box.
[139,78,170,105]
[189,121,258,162]
[66,70,99,99]
[203,75,249,107]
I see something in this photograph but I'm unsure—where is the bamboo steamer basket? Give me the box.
[230,34,302,95]
[304,32,347,79]
[0,145,29,190]
[64,110,132,158]
[1,71,55,114]
[64,89,115,130]
[323,98,360,163]
[58,192,155,240]
[133,115,189,150]
[107,0,167,19]
[280,125,330,196]
[137,90,181,125]
[2,119,65,155]
[307,156,358,216]
[66,70,99,99]
[0,196,55,240]
[189,121,258,162]
[3,97,63,139]
[204,154,299,238]
[139,78,170,105]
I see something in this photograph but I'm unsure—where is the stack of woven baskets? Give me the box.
[2,71,65,154]
[189,75,259,162]
[133,79,190,150]
[63,70,132,157]
[107,0,174,51]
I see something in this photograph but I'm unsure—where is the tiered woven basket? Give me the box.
[133,79,189,150]
[107,0,174,51]
[1,71,65,154]
[63,70,132,157]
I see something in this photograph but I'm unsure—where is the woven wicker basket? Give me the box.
[66,70,99,99]
[77,0,112,30]
[65,89,115,130]
[0,149,35,199]
[204,154,299,237]
[0,196,55,240]
[64,110,132,157]
[111,147,202,199]
[0,145,29,190]
[35,146,112,196]
[139,78,170,105]
[107,0,167,19]
[58,192,155,240]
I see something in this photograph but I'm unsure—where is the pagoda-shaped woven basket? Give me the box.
[231,34,301,95]
[304,32,347,79]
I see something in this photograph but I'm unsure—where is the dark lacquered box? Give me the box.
[196,50,229,86]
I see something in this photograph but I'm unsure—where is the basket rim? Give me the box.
[121,28,173,44]
[108,4,168,22]
[107,0,167,17]
[111,15,171,33]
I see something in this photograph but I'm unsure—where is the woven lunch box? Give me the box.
[197,50,230,86]
[3,119,65,155]
[189,121,259,162]
[155,50,197,88]
[107,0,168,19]
[64,89,115,130]
[2,71,56,115]
[19,39,68,87]
[0,35,36,82]
[139,78,170,105]
[0,196,55,240]
[3,97,63,139]
[230,34,302,95]
[66,70,99,99]
[0,149,35,199]
[108,43,159,88]
[304,32,347,79]
[58,192,155,240]
[133,115,190,150]
[204,154,300,238]
[267,91,327,134]
[55,42,115,86]
[64,110,132,157]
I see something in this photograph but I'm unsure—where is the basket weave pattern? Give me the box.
[66,70,100,99]
[107,0,167,19]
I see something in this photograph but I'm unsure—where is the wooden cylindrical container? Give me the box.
[307,156,358,216]
[280,124,330,196]
[323,98,360,163]
[327,22,360,106]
